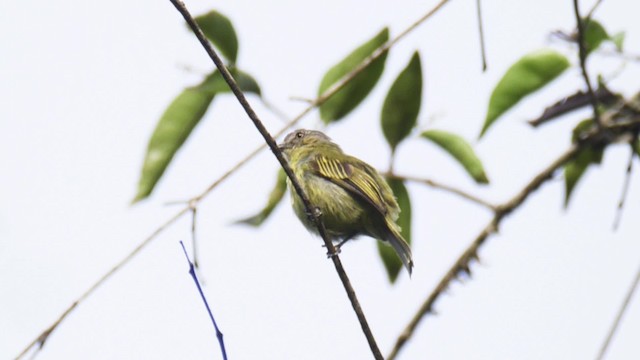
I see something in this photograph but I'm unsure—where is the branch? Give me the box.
[385,173,496,211]
[585,0,605,20]
[169,0,385,357]
[528,86,619,128]
[386,144,580,359]
[595,262,640,360]
[475,0,488,71]
[573,0,602,128]
[612,141,636,230]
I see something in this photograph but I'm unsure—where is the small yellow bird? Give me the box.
[279,129,413,275]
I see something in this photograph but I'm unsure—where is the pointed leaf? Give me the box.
[381,51,422,151]
[233,69,262,96]
[378,178,411,283]
[134,85,215,202]
[194,11,239,64]
[480,50,570,138]
[571,118,597,142]
[564,147,603,207]
[611,31,625,52]
[133,70,261,203]
[583,19,609,55]
[318,28,389,123]
[236,169,287,226]
[421,130,489,184]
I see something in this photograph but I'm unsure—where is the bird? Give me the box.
[278,129,413,275]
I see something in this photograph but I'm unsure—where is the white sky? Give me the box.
[2,0,640,359]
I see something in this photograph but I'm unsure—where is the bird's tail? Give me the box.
[385,221,414,276]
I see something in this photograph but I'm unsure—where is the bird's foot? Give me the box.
[323,243,341,258]
[306,206,322,221]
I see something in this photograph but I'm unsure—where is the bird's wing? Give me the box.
[312,155,388,216]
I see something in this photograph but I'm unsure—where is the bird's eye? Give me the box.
[296,131,304,138]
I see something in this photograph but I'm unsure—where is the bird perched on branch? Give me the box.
[278,129,413,275]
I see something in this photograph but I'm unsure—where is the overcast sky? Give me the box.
[2,0,640,359]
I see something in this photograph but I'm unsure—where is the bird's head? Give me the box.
[278,129,339,156]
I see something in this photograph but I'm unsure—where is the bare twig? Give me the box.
[385,173,496,211]
[15,0,455,358]
[180,241,227,360]
[170,0,384,357]
[475,0,488,71]
[612,142,636,231]
[386,144,580,360]
[585,0,605,20]
[573,0,602,128]
[528,86,619,128]
[595,262,640,360]
[190,205,199,268]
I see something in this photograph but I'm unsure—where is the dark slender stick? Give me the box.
[180,241,227,360]
[475,0,488,71]
[612,142,636,231]
[595,262,640,360]
[573,0,602,128]
[385,173,496,211]
[586,0,605,20]
[169,1,383,358]
[190,205,200,268]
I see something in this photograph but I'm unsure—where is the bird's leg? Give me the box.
[306,206,322,222]
[324,233,356,258]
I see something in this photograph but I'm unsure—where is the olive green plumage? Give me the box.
[279,129,413,275]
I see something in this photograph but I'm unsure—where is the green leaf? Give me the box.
[571,118,597,142]
[194,11,239,64]
[133,84,215,203]
[480,49,570,138]
[381,51,422,151]
[421,130,489,184]
[133,70,261,203]
[318,28,389,123]
[233,69,262,96]
[611,31,626,52]
[236,169,287,226]
[378,178,411,283]
[634,139,640,157]
[564,147,603,207]
[583,19,609,55]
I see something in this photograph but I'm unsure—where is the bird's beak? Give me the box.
[278,142,290,152]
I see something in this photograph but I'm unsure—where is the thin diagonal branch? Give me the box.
[170,0,384,357]
[586,0,605,20]
[573,0,602,128]
[595,262,640,360]
[385,173,496,211]
[475,0,488,71]
[386,144,580,360]
[612,141,635,231]
[190,205,200,268]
